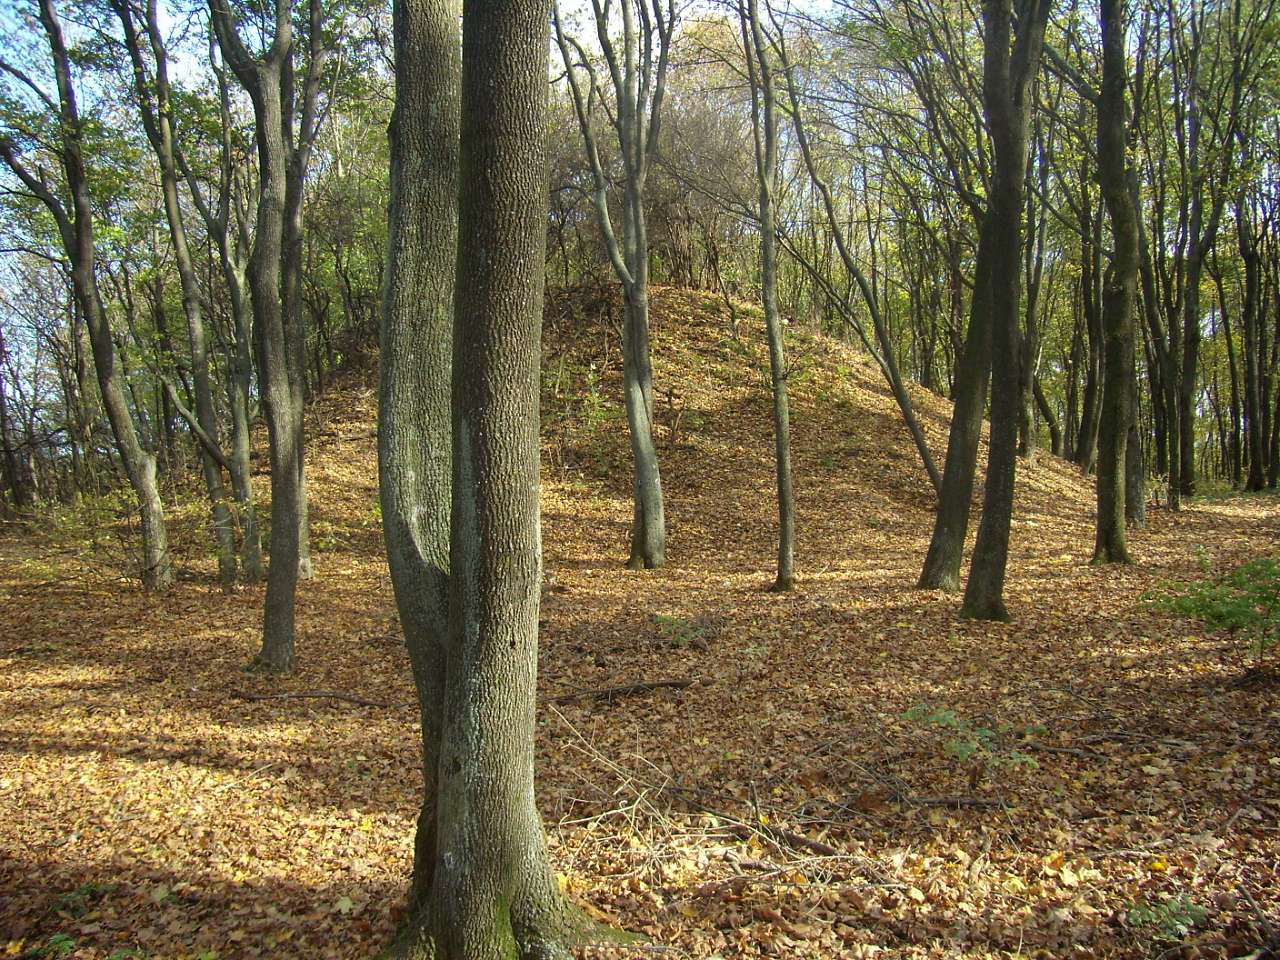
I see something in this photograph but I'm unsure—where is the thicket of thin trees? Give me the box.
[1,0,1277,618]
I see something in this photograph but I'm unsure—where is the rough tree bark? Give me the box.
[379,0,458,921]
[381,0,625,953]
[1092,0,1139,564]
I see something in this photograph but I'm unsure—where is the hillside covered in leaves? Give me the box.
[2,287,1278,959]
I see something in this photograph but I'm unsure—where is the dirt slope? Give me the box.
[1,285,1277,959]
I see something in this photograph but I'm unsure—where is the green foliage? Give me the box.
[652,613,704,649]
[904,703,1042,769]
[1126,895,1209,941]
[53,881,113,919]
[1144,555,1280,662]
[578,363,614,427]
[36,934,77,958]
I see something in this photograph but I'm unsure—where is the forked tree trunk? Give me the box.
[209,0,321,670]
[552,0,673,570]
[383,0,622,953]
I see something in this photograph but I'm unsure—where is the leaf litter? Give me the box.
[1,287,1277,959]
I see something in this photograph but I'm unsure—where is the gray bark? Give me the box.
[115,0,238,588]
[382,0,617,953]
[553,0,672,569]
[741,0,794,591]
[379,0,459,920]
[209,0,326,669]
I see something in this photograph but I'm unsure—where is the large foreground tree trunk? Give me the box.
[382,0,623,954]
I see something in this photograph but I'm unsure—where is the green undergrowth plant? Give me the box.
[1144,554,1280,666]
[1126,894,1208,941]
[652,613,705,649]
[904,703,1044,771]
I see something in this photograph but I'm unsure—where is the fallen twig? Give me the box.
[908,795,1003,809]
[233,690,396,709]
[549,679,696,703]
[1025,741,1107,760]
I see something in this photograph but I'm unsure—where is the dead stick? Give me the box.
[234,690,396,709]
[548,679,696,703]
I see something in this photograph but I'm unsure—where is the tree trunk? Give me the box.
[742,0,794,591]
[1091,0,1138,565]
[209,0,318,670]
[380,0,459,920]
[958,0,1049,620]
[622,276,667,569]
[1,0,172,590]
[918,222,993,592]
[117,0,240,587]
[1032,376,1062,457]
[385,0,620,952]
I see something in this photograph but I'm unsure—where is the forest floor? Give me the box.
[1,286,1278,960]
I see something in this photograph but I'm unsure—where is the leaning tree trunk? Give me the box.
[0,0,172,590]
[114,0,238,588]
[1092,0,1139,564]
[918,226,994,592]
[958,0,1049,620]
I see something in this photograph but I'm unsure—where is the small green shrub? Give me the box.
[37,934,77,958]
[1127,895,1208,941]
[904,703,1042,770]
[652,613,704,649]
[1144,554,1280,662]
[53,882,112,918]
